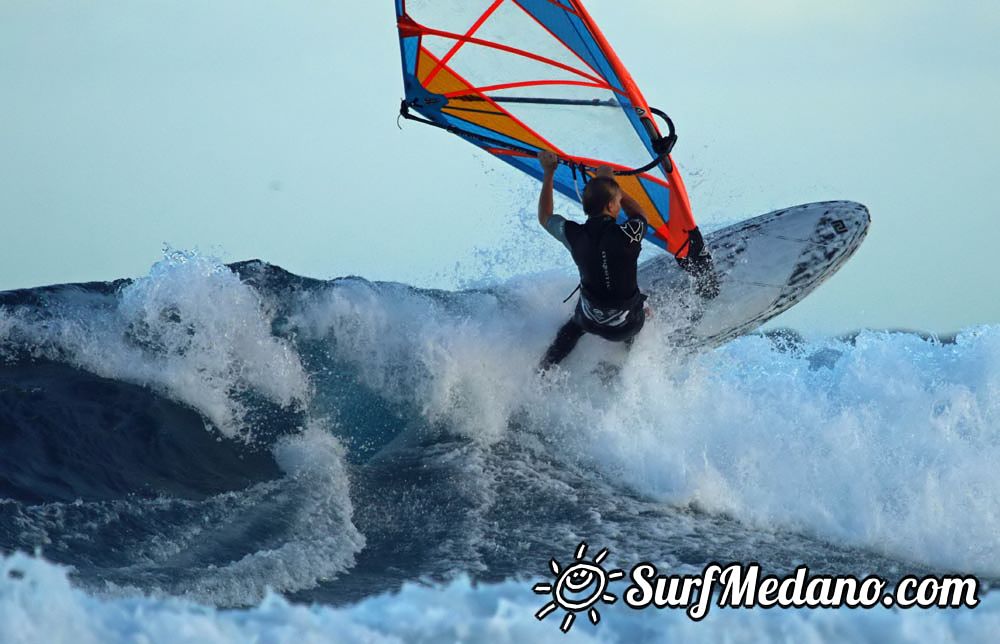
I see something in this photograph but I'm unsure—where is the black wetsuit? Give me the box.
[541,213,648,368]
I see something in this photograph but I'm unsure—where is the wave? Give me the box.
[1,252,998,609]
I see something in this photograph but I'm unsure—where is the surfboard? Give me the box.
[638,200,871,350]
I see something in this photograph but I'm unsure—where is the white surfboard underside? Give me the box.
[638,200,871,350]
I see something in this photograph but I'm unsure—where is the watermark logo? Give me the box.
[532,541,625,633]
[531,545,980,634]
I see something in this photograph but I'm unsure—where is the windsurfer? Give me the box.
[537,151,651,370]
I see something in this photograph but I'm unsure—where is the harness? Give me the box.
[564,218,646,327]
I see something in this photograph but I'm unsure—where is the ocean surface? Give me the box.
[2,252,998,642]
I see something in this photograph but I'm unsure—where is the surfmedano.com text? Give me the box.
[624,563,980,620]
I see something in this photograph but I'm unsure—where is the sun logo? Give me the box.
[532,542,625,633]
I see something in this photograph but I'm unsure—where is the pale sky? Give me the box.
[1,1,998,332]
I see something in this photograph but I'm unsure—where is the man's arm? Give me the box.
[537,150,558,228]
[620,193,648,224]
[537,150,572,251]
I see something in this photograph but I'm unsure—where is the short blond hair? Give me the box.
[582,177,620,217]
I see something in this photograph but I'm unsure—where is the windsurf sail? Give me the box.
[394,0,700,257]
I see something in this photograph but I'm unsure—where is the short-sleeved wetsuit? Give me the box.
[541,213,648,367]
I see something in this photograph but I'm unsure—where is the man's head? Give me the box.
[583,176,623,218]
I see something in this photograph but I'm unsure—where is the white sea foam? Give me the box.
[1,552,996,644]
[0,251,310,439]
[8,424,363,607]
[572,326,1000,577]
[291,275,569,443]
[156,424,365,606]
[293,275,1000,577]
